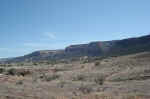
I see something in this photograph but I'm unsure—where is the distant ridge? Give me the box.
[1,35,150,63]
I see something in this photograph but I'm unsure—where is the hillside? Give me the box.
[2,35,150,63]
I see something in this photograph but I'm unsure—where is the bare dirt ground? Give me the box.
[0,52,150,99]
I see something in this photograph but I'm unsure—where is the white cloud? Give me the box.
[44,32,56,39]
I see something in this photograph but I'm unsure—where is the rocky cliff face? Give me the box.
[2,35,150,63]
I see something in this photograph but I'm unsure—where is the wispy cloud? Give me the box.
[23,32,59,50]
[0,32,59,58]
[0,48,9,51]
[44,32,56,39]
[0,48,29,53]
[23,41,68,50]
[0,47,32,58]
[23,43,51,48]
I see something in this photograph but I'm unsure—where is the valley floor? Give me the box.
[0,52,150,99]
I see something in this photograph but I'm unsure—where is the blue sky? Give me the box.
[0,0,150,58]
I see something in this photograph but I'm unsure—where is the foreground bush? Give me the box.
[6,68,31,76]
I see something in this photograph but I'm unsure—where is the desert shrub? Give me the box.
[6,68,31,76]
[94,61,100,66]
[60,60,69,64]
[16,63,24,66]
[0,64,6,67]
[0,68,5,73]
[93,57,102,61]
[33,62,38,65]
[42,74,60,82]
[6,68,17,76]
[17,69,31,76]
[144,69,150,73]
[7,64,12,67]
[57,80,66,88]
[47,60,57,65]
[78,84,93,94]
[20,63,24,66]
[16,80,23,85]
[5,96,16,99]
[94,76,105,85]
[81,65,85,69]
[43,61,51,65]
[47,62,52,65]
[82,60,89,64]
[70,58,79,62]
[72,74,85,81]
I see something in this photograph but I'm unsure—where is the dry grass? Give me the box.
[0,52,150,99]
